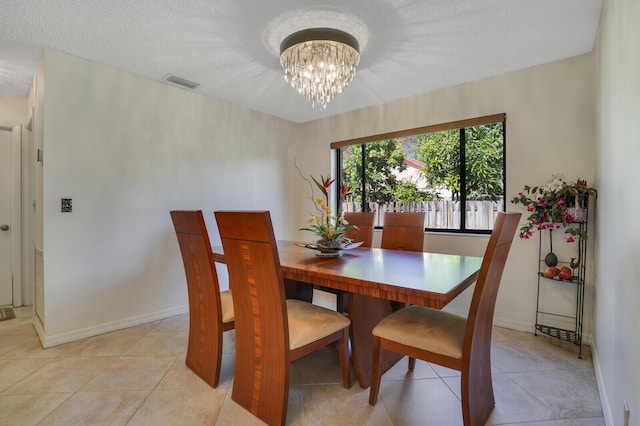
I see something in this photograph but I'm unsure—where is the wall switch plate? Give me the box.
[61,198,72,213]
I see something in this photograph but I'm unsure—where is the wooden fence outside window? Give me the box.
[342,199,505,230]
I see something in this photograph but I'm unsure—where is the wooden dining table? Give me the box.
[213,240,483,388]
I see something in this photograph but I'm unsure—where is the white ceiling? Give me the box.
[0,0,602,123]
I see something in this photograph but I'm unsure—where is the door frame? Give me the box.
[1,125,21,306]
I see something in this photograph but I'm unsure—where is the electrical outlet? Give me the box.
[624,400,630,426]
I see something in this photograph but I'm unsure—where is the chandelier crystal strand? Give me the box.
[280,29,360,108]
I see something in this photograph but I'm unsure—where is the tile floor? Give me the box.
[0,297,604,426]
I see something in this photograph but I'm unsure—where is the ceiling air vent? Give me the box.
[165,74,200,90]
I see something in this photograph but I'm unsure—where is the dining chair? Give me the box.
[347,211,425,385]
[214,210,351,426]
[170,210,235,388]
[344,211,375,248]
[380,211,426,252]
[368,211,521,426]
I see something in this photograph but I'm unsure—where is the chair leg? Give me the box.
[408,356,416,371]
[185,329,223,388]
[339,328,351,388]
[461,356,495,426]
[368,336,383,405]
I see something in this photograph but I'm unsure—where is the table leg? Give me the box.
[348,293,403,388]
[284,279,313,302]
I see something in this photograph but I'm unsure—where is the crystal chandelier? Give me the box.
[279,28,360,108]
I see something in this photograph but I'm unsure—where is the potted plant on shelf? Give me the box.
[511,174,597,243]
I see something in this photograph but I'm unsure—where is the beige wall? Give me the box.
[37,49,300,344]
[594,0,640,424]
[0,92,27,128]
[299,53,597,333]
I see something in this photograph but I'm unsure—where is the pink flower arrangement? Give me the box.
[511,175,596,242]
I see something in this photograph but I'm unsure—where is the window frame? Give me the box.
[332,113,506,235]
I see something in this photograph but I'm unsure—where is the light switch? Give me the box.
[61,198,72,213]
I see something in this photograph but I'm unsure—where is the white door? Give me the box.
[0,129,12,306]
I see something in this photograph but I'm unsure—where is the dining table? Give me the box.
[213,240,483,389]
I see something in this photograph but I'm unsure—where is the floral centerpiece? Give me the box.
[511,174,597,242]
[300,174,355,249]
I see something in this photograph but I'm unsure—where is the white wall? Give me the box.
[38,49,300,345]
[298,53,597,332]
[595,0,640,424]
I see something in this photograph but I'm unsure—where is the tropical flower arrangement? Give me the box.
[511,174,597,242]
[300,174,355,248]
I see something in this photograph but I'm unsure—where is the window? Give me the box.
[332,114,505,233]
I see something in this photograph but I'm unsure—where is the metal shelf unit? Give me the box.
[534,219,587,358]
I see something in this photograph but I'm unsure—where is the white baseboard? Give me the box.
[36,305,189,348]
[591,342,614,426]
[33,312,45,344]
[446,307,535,333]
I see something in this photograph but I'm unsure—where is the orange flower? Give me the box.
[341,184,349,198]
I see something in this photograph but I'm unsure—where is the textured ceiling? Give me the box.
[0,0,602,123]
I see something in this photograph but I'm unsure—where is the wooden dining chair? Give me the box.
[170,210,235,388]
[380,211,426,252]
[368,212,521,426]
[347,211,425,385]
[344,211,375,247]
[214,210,351,426]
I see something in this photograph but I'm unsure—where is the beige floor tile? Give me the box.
[81,356,176,391]
[113,320,162,335]
[492,327,591,372]
[377,377,464,426]
[156,353,234,391]
[0,358,54,393]
[127,389,227,425]
[38,390,150,426]
[0,315,36,336]
[467,374,560,424]
[290,347,353,386]
[1,335,83,359]
[151,314,189,333]
[2,356,114,394]
[0,393,72,426]
[382,357,439,381]
[429,362,461,378]
[292,384,393,426]
[506,368,603,419]
[60,331,141,357]
[0,335,35,357]
[123,331,188,357]
[215,390,272,426]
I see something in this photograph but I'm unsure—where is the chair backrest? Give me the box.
[214,210,290,412]
[344,211,375,248]
[463,212,521,365]
[380,212,425,252]
[170,210,225,327]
